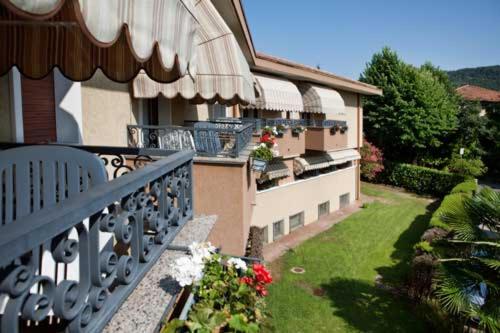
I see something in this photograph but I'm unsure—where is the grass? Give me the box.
[266,183,437,333]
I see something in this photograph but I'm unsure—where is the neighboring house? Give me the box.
[456,84,500,116]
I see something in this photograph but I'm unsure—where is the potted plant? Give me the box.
[164,242,273,333]
[330,124,340,135]
[275,124,287,138]
[251,144,274,172]
[292,125,306,137]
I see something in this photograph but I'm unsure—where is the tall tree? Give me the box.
[360,48,459,166]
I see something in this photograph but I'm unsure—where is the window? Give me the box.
[318,201,330,218]
[340,193,350,209]
[289,212,304,231]
[273,220,284,241]
[262,226,269,245]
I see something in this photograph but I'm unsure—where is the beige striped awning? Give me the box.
[248,73,304,112]
[0,0,198,83]
[132,0,255,105]
[298,83,346,115]
[327,149,361,165]
[293,155,332,176]
[259,159,291,183]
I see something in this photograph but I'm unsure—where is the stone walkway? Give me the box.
[263,201,364,262]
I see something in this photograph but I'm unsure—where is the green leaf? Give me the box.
[160,319,186,333]
[228,314,259,333]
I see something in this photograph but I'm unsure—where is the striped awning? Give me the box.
[132,0,255,105]
[298,83,346,115]
[261,159,291,182]
[0,0,198,83]
[249,73,304,112]
[293,155,332,175]
[327,149,361,165]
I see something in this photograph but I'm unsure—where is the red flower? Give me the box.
[255,284,268,296]
[253,264,273,284]
[240,276,253,285]
[260,133,276,147]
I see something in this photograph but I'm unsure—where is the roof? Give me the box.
[254,53,382,96]
[456,85,500,102]
[215,0,382,97]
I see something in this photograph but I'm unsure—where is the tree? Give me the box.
[360,47,459,166]
[435,188,499,332]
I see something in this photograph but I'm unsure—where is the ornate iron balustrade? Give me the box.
[263,118,308,128]
[193,121,254,158]
[306,119,347,128]
[128,122,254,158]
[240,118,265,133]
[127,125,195,151]
[0,143,194,333]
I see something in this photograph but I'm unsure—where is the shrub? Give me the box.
[450,180,478,195]
[408,254,437,301]
[446,157,487,178]
[381,163,467,196]
[429,193,466,231]
[246,226,264,260]
[414,241,434,254]
[360,140,384,181]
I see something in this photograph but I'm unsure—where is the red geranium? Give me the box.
[239,263,273,297]
[259,133,276,148]
[253,263,273,284]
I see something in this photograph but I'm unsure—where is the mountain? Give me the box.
[447,65,500,91]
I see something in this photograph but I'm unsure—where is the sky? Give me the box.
[242,0,500,80]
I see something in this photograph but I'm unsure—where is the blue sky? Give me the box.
[242,0,500,80]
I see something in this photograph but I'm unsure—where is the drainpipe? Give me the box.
[356,93,361,201]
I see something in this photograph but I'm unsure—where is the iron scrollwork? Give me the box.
[0,155,193,333]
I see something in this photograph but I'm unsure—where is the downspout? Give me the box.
[356,93,361,201]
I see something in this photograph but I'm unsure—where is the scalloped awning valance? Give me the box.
[298,83,346,115]
[0,0,198,83]
[132,0,255,106]
[246,73,304,112]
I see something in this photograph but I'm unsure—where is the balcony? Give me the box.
[304,119,348,152]
[0,143,195,333]
[128,121,254,158]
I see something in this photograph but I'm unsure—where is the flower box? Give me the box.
[161,243,272,333]
[252,158,268,172]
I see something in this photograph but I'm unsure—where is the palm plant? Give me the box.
[435,188,500,332]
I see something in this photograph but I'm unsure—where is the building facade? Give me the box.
[0,0,382,257]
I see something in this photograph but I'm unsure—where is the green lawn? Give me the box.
[266,183,437,333]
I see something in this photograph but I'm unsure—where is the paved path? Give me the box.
[263,201,364,262]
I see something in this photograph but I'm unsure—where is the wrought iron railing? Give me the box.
[127,125,195,151]
[306,119,347,128]
[0,143,194,333]
[193,122,254,158]
[128,122,254,158]
[264,118,308,128]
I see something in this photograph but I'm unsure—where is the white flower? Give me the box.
[227,257,247,271]
[170,256,204,287]
[189,242,216,260]
[170,242,217,287]
[260,143,267,148]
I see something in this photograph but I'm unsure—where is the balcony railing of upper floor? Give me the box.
[0,142,194,333]
[240,118,347,131]
[128,121,254,158]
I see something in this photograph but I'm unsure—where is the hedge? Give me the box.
[380,163,468,197]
